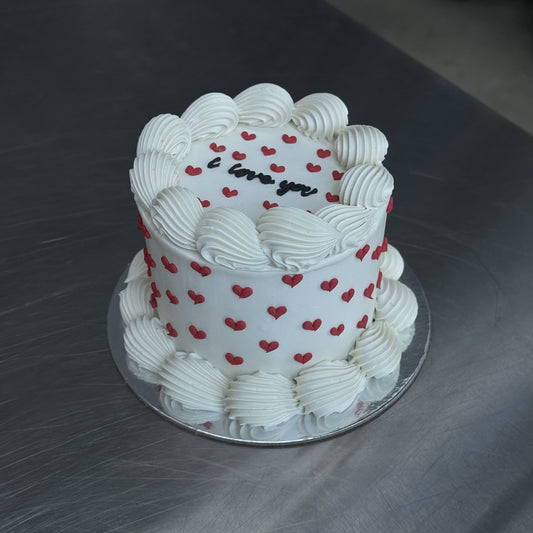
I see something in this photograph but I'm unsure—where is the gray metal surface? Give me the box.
[1,1,532,532]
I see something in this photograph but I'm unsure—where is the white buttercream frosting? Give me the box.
[151,186,204,251]
[181,93,239,141]
[397,323,416,352]
[339,164,394,208]
[137,114,192,160]
[225,419,288,441]
[234,83,294,127]
[350,320,401,379]
[160,393,222,425]
[295,360,367,418]
[125,249,148,283]
[379,244,404,280]
[257,207,342,270]
[225,372,300,427]
[196,207,270,269]
[359,364,400,402]
[130,151,180,213]
[159,352,229,416]
[375,278,418,330]
[335,125,389,167]
[291,93,348,141]
[124,316,175,379]
[119,278,153,325]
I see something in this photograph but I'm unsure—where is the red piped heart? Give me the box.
[225,353,244,365]
[232,151,246,160]
[372,246,382,260]
[223,187,238,198]
[356,244,370,261]
[320,278,338,292]
[330,324,345,336]
[241,131,256,141]
[137,215,151,238]
[190,261,211,277]
[270,163,285,173]
[199,198,210,208]
[377,270,383,289]
[282,134,297,144]
[189,325,206,339]
[317,149,331,158]
[268,306,287,319]
[259,340,279,353]
[382,236,388,252]
[143,248,156,269]
[332,170,344,181]
[232,285,253,299]
[282,274,303,288]
[166,289,179,305]
[149,294,157,308]
[263,200,279,210]
[387,196,394,213]
[261,146,276,156]
[225,317,246,331]
[188,290,205,305]
[364,283,375,299]
[357,315,369,329]
[306,163,321,173]
[342,288,355,303]
[326,192,339,203]
[165,323,178,338]
[294,352,312,364]
[161,256,178,274]
[150,282,161,298]
[303,319,322,331]
[185,165,202,176]
[209,142,226,152]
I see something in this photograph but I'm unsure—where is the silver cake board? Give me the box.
[107,262,430,446]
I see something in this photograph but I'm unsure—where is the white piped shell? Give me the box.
[196,207,270,270]
[339,164,394,208]
[151,186,204,251]
[137,114,192,160]
[119,278,153,325]
[379,244,404,280]
[291,93,348,141]
[234,83,294,127]
[375,278,418,330]
[335,125,389,167]
[130,151,180,213]
[181,93,239,141]
[125,249,148,283]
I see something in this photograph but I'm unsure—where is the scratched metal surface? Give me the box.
[1,1,532,532]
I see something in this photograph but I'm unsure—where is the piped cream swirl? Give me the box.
[335,125,388,167]
[379,244,404,280]
[137,114,191,160]
[339,164,394,208]
[119,278,153,325]
[375,278,418,330]
[125,249,148,283]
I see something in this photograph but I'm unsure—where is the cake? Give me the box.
[119,83,418,440]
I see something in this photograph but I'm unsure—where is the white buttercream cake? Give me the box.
[120,83,418,438]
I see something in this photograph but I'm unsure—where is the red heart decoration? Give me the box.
[261,146,276,156]
[355,244,370,261]
[190,261,211,277]
[282,274,303,288]
[149,294,157,308]
[376,270,383,289]
[357,315,369,329]
[320,278,338,292]
[330,324,345,336]
[166,323,178,337]
[326,192,339,203]
[303,319,322,331]
[372,246,382,260]
[199,198,210,208]
[241,131,256,141]
[188,290,205,305]
[223,187,238,198]
[209,142,226,152]
[306,163,321,173]
[381,236,388,252]
[282,134,297,144]
[342,288,355,303]
[161,256,178,274]
[137,215,151,238]
[232,151,246,160]
[225,317,246,331]
[332,170,344,181]
[263,200,279,210]
[143,247,156,269]
[268,306,287,319]
[225,352,244,365]
[270,163,285,173]
[259,340,279,353]
[150,281,161,298]
[232,285,253,298]
[294,352,312,364]
[185,165,202,176]
[317,149,331,158]
[387,196,394,213]
[166,289,179,305]
[189,325,206,339]
[364,283,375,299]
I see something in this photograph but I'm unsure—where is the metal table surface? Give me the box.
[1,1,532,532]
